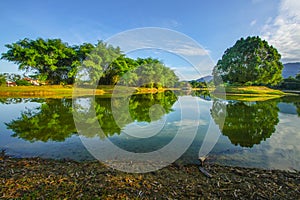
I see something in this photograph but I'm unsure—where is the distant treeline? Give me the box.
[276,75,300,90]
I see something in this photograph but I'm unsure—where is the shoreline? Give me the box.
[0,156,299,199]
[0,85,292,99]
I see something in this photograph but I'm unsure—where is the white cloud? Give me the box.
[169,44,210,56]
[250,20,257,26]
[161,19,181,29]
[262,0,300,63]
[107,27,215,79]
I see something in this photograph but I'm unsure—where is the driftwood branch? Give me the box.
[199,166,213,178]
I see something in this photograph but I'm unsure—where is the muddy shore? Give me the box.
[0,156,299,199]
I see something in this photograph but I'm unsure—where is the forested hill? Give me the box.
[283,63,300,78]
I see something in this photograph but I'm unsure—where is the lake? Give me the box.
[0,91,300,171]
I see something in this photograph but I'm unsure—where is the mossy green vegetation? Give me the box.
[212,86,287,101]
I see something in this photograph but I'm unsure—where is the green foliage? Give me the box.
[99,56,138,85]
[296,72,300,80]
[2,38,179,87]
[189,80,207,88]
[277,77,300,90]
[119,58,179,88]
[211,99,279,147]
[213,36,283,86]
[0,74,6,86]
[15,79,32,86]
[76,41,122,86]
[68,43,96,79]
[1,38,94,84]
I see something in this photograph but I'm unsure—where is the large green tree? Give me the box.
[0,74,6,86]
[1,38,94,84]
[120,58,179,88]
[2,38,179,87]
[76,41,121,86]
[99,56,138,85]
[213,36,283,86]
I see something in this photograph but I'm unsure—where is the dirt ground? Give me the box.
[0,157,299,199]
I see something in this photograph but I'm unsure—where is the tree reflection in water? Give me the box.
[211,99,279,147]
[6,91,177,142]
[6,98,76,142]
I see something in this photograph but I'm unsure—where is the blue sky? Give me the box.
[0,0,299,79]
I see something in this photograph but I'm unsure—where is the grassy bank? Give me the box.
[0,85,293,101]
[224,86,285,95]
[0,157,299,199]
[213,86,288,101]
[0,85,105,98]
[0,85,180,98]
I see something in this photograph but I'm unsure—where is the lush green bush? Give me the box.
[277,78,300,90]
[15,79,32,86]
[0,75,6,86]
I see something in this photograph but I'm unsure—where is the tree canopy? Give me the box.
[132,58,179,88]
[2,38,179,87]
[0,74,6,86]
[1,38,93,84]
[213,36,283,86]
[76,41,122,86]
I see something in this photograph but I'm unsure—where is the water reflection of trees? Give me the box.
[0,98,44,104]
[76,91,178,139]
[191,90,211,101]
[6,91,177,142]
[6,98,76,142]
[211,99,279,147]
[280,96,300,117]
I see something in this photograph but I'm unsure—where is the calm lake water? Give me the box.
[0,91,300,171]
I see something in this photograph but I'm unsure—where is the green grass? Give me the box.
[223,86,285,95]
[213,86,285,95]
[0,85,288,101]
[212,86,286,101]
[0,85,104,98]
[0,85,175,98]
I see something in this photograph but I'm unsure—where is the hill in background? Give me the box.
[195,75,213,83]
[282,63,300,78]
